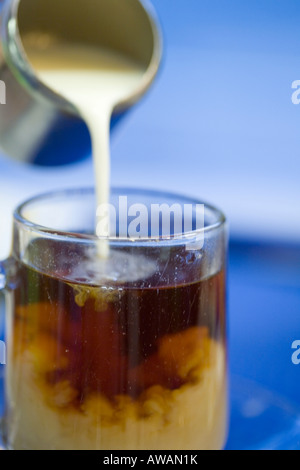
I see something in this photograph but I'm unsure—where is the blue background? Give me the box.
[1,0,300,450]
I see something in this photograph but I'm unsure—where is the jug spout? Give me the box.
[0,0,162,166]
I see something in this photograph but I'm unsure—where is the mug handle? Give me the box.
[0,257,16,361]
[0,259,7,362]
[0,259,7,448]
[0,260,8,291]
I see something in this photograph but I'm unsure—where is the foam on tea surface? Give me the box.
[69,250,157,310]
[71,249,157,286]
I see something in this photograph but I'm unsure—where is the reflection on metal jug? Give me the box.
[0,0,162,166]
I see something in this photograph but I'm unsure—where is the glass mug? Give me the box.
[0,188,228,450]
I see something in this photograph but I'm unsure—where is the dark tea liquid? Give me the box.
[12,244,225,405]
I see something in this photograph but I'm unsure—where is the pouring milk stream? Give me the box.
[22,34,146,257]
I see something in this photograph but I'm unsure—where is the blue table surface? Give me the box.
[1,239,300,450]
[226,240,300,449]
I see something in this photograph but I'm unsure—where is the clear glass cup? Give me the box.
[0,188,228,450]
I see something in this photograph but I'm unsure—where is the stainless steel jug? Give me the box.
[0,0,162,165]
